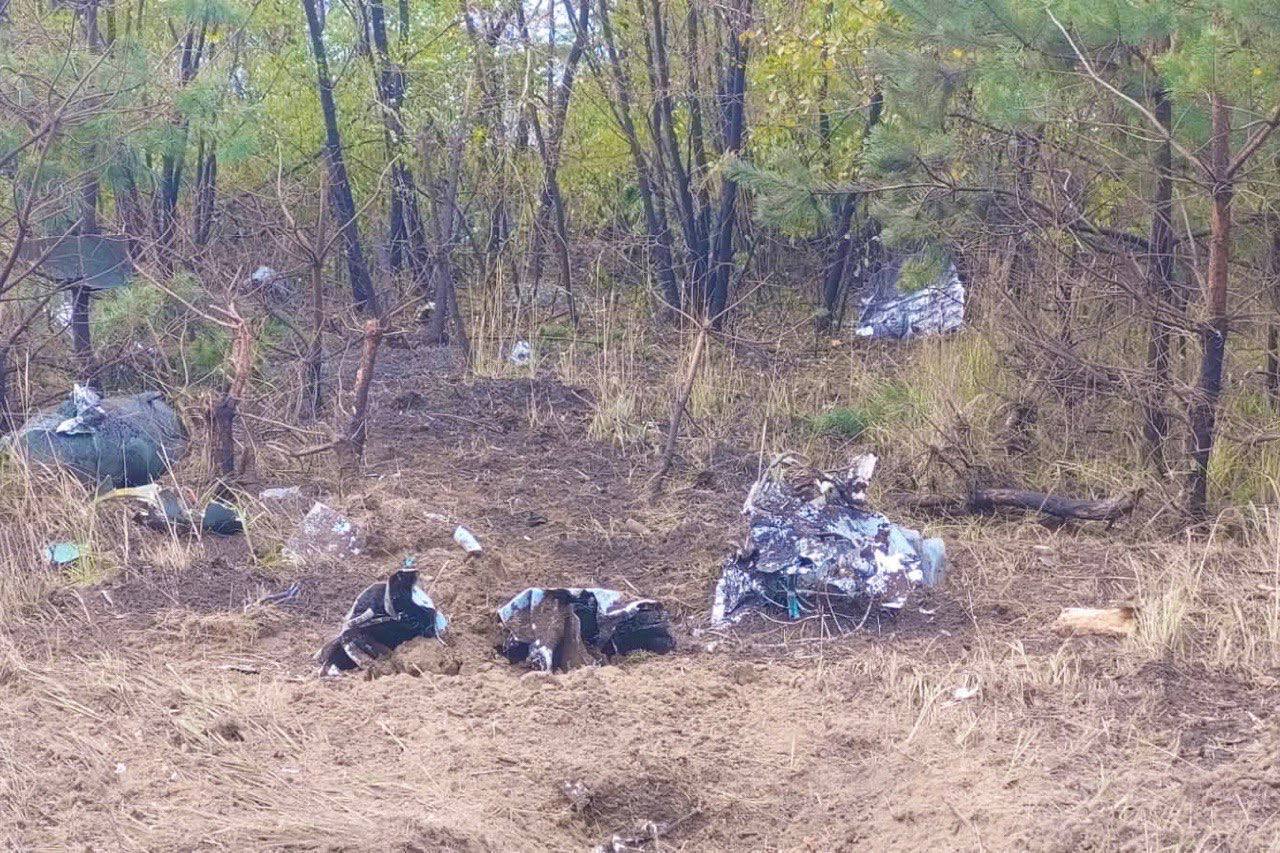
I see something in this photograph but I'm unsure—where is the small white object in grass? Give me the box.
[114,762,127,775]
[1052,606,1137,637]
[453,525,482,556]
[952,685,979,701]
[259,486,302,501]
[509,340,532,365]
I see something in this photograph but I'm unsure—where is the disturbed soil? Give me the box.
[2,343,1279,851]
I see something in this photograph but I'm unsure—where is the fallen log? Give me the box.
[889,487,1141,523]
[970,488,1142,522]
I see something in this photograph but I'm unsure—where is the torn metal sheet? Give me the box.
[712,454,945,626]
[497,587,675,672]
[99,484,244,536]
[317,563,448,675]
[283,502,364,565]
[6,386,188,488]
[855,252,965,340]
[43,542,82,566]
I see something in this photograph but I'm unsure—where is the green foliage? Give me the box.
[896,249,946,294]
[186,326,232,382]
[807,379,925,440]
[726,155,831,235]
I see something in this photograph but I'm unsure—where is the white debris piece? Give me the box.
[283,502,365,565]
[508,340,532,365]
[453,525,483,556]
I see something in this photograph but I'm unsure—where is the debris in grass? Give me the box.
[316,561,448,675]
[712,453,945,626]
[1052,606,1137,638]
[99,484,244,536]
[283,502,364,564]
[509,340,532,365]
[259,486,303,502]
[43,542,82,566]
[6,386,187,489]
[497,587,676,672]
[453,525,483,557]
[855,251,965,340]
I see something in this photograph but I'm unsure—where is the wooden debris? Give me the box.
[891,487,1142,523]
[1052,606,1137,638]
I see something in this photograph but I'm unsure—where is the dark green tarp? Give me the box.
[8,389,188,488]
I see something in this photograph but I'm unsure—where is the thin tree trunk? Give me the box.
[365,0,430,286]
[192,138,217,247]
[306,259,325,419]
[336,319,383,467]
[209,319,254,479]
[1186,93,1232,519]
[0,342,12,434]
[818,89,882,332]
[598,0,681,315]
[301,0,380,315]
[706,0,751,325]
[1142,43,1176,470]
[158,17,209,271]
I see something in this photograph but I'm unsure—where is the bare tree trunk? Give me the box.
[336,319,383,467]
[706,0,751,325]
[651,322,709,497]
[1186,93,1232,519]
[364,0,430,287]
[0,342,13,434]
[209,319,254,478]
[192,137,218,247]
[1142,43,1176,471]
[305,259,325,419]
[157,17,209,272]
[425,119,470,351]
[301,0,381,315]
[598,0,681,316]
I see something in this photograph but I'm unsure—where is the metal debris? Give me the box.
[497,587,676,672]
[317,562,448,675]
[712,454,945,626]
[6,386,187,488]
[509,340,532,365]
[453,525,483,557]
[20,235,133,291]
[855,252,965,340]
[100,484,244,536]
[43,542,82,566]
[283,502,365,565]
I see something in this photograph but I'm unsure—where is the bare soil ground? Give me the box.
[3,343,1279,851]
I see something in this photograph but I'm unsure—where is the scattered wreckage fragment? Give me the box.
[497,587,675,672]
[283,502,365,565]
[317,562,449,675]
[712,454,945,626]
[99,484,244,536]
[6,385,187,489]
[855,250,966,341]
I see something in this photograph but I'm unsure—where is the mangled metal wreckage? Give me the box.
[713,455,945,626]
[855,250,966,341]
[498,587,675,671]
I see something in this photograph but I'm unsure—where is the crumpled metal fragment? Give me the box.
[712,454,945,625]
[855,253,965,340]
[497,587,675,671]
[317,563,448,675]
